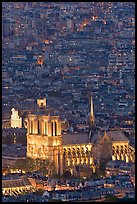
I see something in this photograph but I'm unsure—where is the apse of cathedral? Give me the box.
[25,97,135,176]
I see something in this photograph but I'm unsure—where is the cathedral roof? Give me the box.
[91,131,129,144]
[62,133,90,145]
[62,131,128,146]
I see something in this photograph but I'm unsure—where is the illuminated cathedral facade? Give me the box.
[26,97,135,176]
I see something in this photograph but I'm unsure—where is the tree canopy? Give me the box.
[12,157,55,176]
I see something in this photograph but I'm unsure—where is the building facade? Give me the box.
[26,110,96,176]
[91,130,135,164]
[2,176,35,196]
[27,113,63,175]
[26,97,135,176]
[11,108,22,128]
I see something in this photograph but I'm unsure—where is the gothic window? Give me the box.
[38,148,42,157]
[55,122,57,136]
[52,122,54,136]
[81,148,85,156]
[68,149,71,157]
[72,148,76,157]
[63,149,67,158]
[63,149,67,161]
[77,148,80,156]
[116,146,119,153]
[38,120,40,134]
[120,146,124,154]
[112,146,115,150]
[44,122,47,135]
[30,121,33,134]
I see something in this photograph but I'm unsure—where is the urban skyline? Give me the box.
[2,2,135,202]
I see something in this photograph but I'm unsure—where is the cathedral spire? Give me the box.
[90,94,95,124]
[89,94,96,142]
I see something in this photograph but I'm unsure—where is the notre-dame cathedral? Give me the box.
[24,97,135,175]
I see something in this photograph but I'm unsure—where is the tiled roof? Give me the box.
[62,133,90,145]
[62,131,128,146]
[108,131,129,142]
[2,176,32,189]
[91,131,128,144]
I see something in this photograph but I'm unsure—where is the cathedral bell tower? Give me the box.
[26,112,63,176]
[89,94,96,142]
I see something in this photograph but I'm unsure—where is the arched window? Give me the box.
[44,122,47,135]
[63,149,67,157]
[30,121,33,134]
[38,148,41,156]
[81,148,85,156]
[55,122,57,136]
[72,148,76,157]
[67,149,71,157]
[52,122,54,136]
[77,148,80,156]
[38,120,40,134]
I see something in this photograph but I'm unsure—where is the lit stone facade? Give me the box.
[91,131,135,164]
[27,112,135,176]
[11,108,22,128]
[27,97,135,176]
[27,113,63,175]
[37,98,46,108]
[62,133,96,175]
[27,111,96,175]
[112,143,135,163]
[112,142,129,162]
[63,143,95,175]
